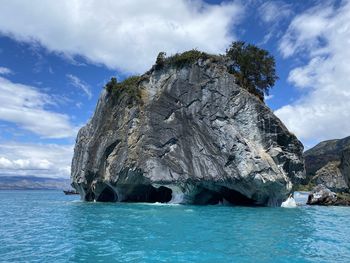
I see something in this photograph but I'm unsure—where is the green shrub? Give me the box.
[105,77,117,93]
[167,50,210,68]
[155,49,218,69]
[104,76,142,104]
[294,181,316,191]
[106,41,278,105]
[155,52,166,69]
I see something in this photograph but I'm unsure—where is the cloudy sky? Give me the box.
[0,0,349,178]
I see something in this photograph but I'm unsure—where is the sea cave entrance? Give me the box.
[193,186,256,206]
[97,185,118,202]
[123,185,172,203]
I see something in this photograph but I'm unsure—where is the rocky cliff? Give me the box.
[71,56,304,206]
[304,136,350,192]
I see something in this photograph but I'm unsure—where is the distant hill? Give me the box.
[0,175,71,190]
[304,136,350,192]
[305,136,350,176]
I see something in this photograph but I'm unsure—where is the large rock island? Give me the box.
[71,52,304,206]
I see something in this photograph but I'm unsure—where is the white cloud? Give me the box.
[0,66,12,75]
[0,0,243,73]
[275,1,350,143]
[0,157,53,170]
[279,4,333,58]
[258,1,292,44]
[66,74,92,99]
[0,157,12,168]
[0,142,73,178]
[259,1,292,24]
[76,102,83,109]
[0,76,78,138]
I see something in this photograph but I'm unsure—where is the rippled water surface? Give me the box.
[1,190,350,262]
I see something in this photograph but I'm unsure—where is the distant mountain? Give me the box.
[304,136,350,192]
[0,175,71,190]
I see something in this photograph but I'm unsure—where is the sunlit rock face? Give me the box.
[71,59,305,206]
[304,136,350,193]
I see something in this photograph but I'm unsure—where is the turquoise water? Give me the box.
[0,190,350,262]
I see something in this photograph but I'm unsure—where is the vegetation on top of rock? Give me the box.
[105,41,278,104]
[104,75,142,104]
[336,192,350,203]
[155,42,277,102]
[294,181,316,191]
[225,41,278,101]
[155,49,220,70]
[105,77,118,93]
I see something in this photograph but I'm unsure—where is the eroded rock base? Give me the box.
[75,182,260,206]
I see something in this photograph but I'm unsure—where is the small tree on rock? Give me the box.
[155,52,167,69]
[226,41,278,101]
[105,77,118,93]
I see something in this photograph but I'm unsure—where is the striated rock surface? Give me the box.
[304,136,350,192]
[71,58,304,206]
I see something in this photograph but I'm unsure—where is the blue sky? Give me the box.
[0,0,349,178]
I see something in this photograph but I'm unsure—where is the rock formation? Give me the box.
[71,55,304,206]
[307,184,350,206]
[304,136,350,192]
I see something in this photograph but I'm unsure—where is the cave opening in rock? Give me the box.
[97,186,118,202]
[193,186,256,206]
[123,185,172,203]
[193,188,223,205]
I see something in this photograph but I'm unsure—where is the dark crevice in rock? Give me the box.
[163,110,176,121]
[217,116,229,121]
[221,187,257,206]
[105,140,120,159]
[208,89,225,97]
[85,171,97,185]
[225,155,235,167]
[85,191,95,201]
[159,149,171,158]
[211,115,228,122]
[193,188,223,205]
[186,99,201,108]
[161,138,178,148]
[193,186,257,206]
[97,185,118,202]
[123,185,172,203]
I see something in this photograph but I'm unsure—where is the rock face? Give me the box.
[307,184,350,206]
[307,185,337,205]
[71,58,304,206]
[312,161,348,192]
[304,136,350,192]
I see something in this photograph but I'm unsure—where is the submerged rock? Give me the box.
[71,58,304,206]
